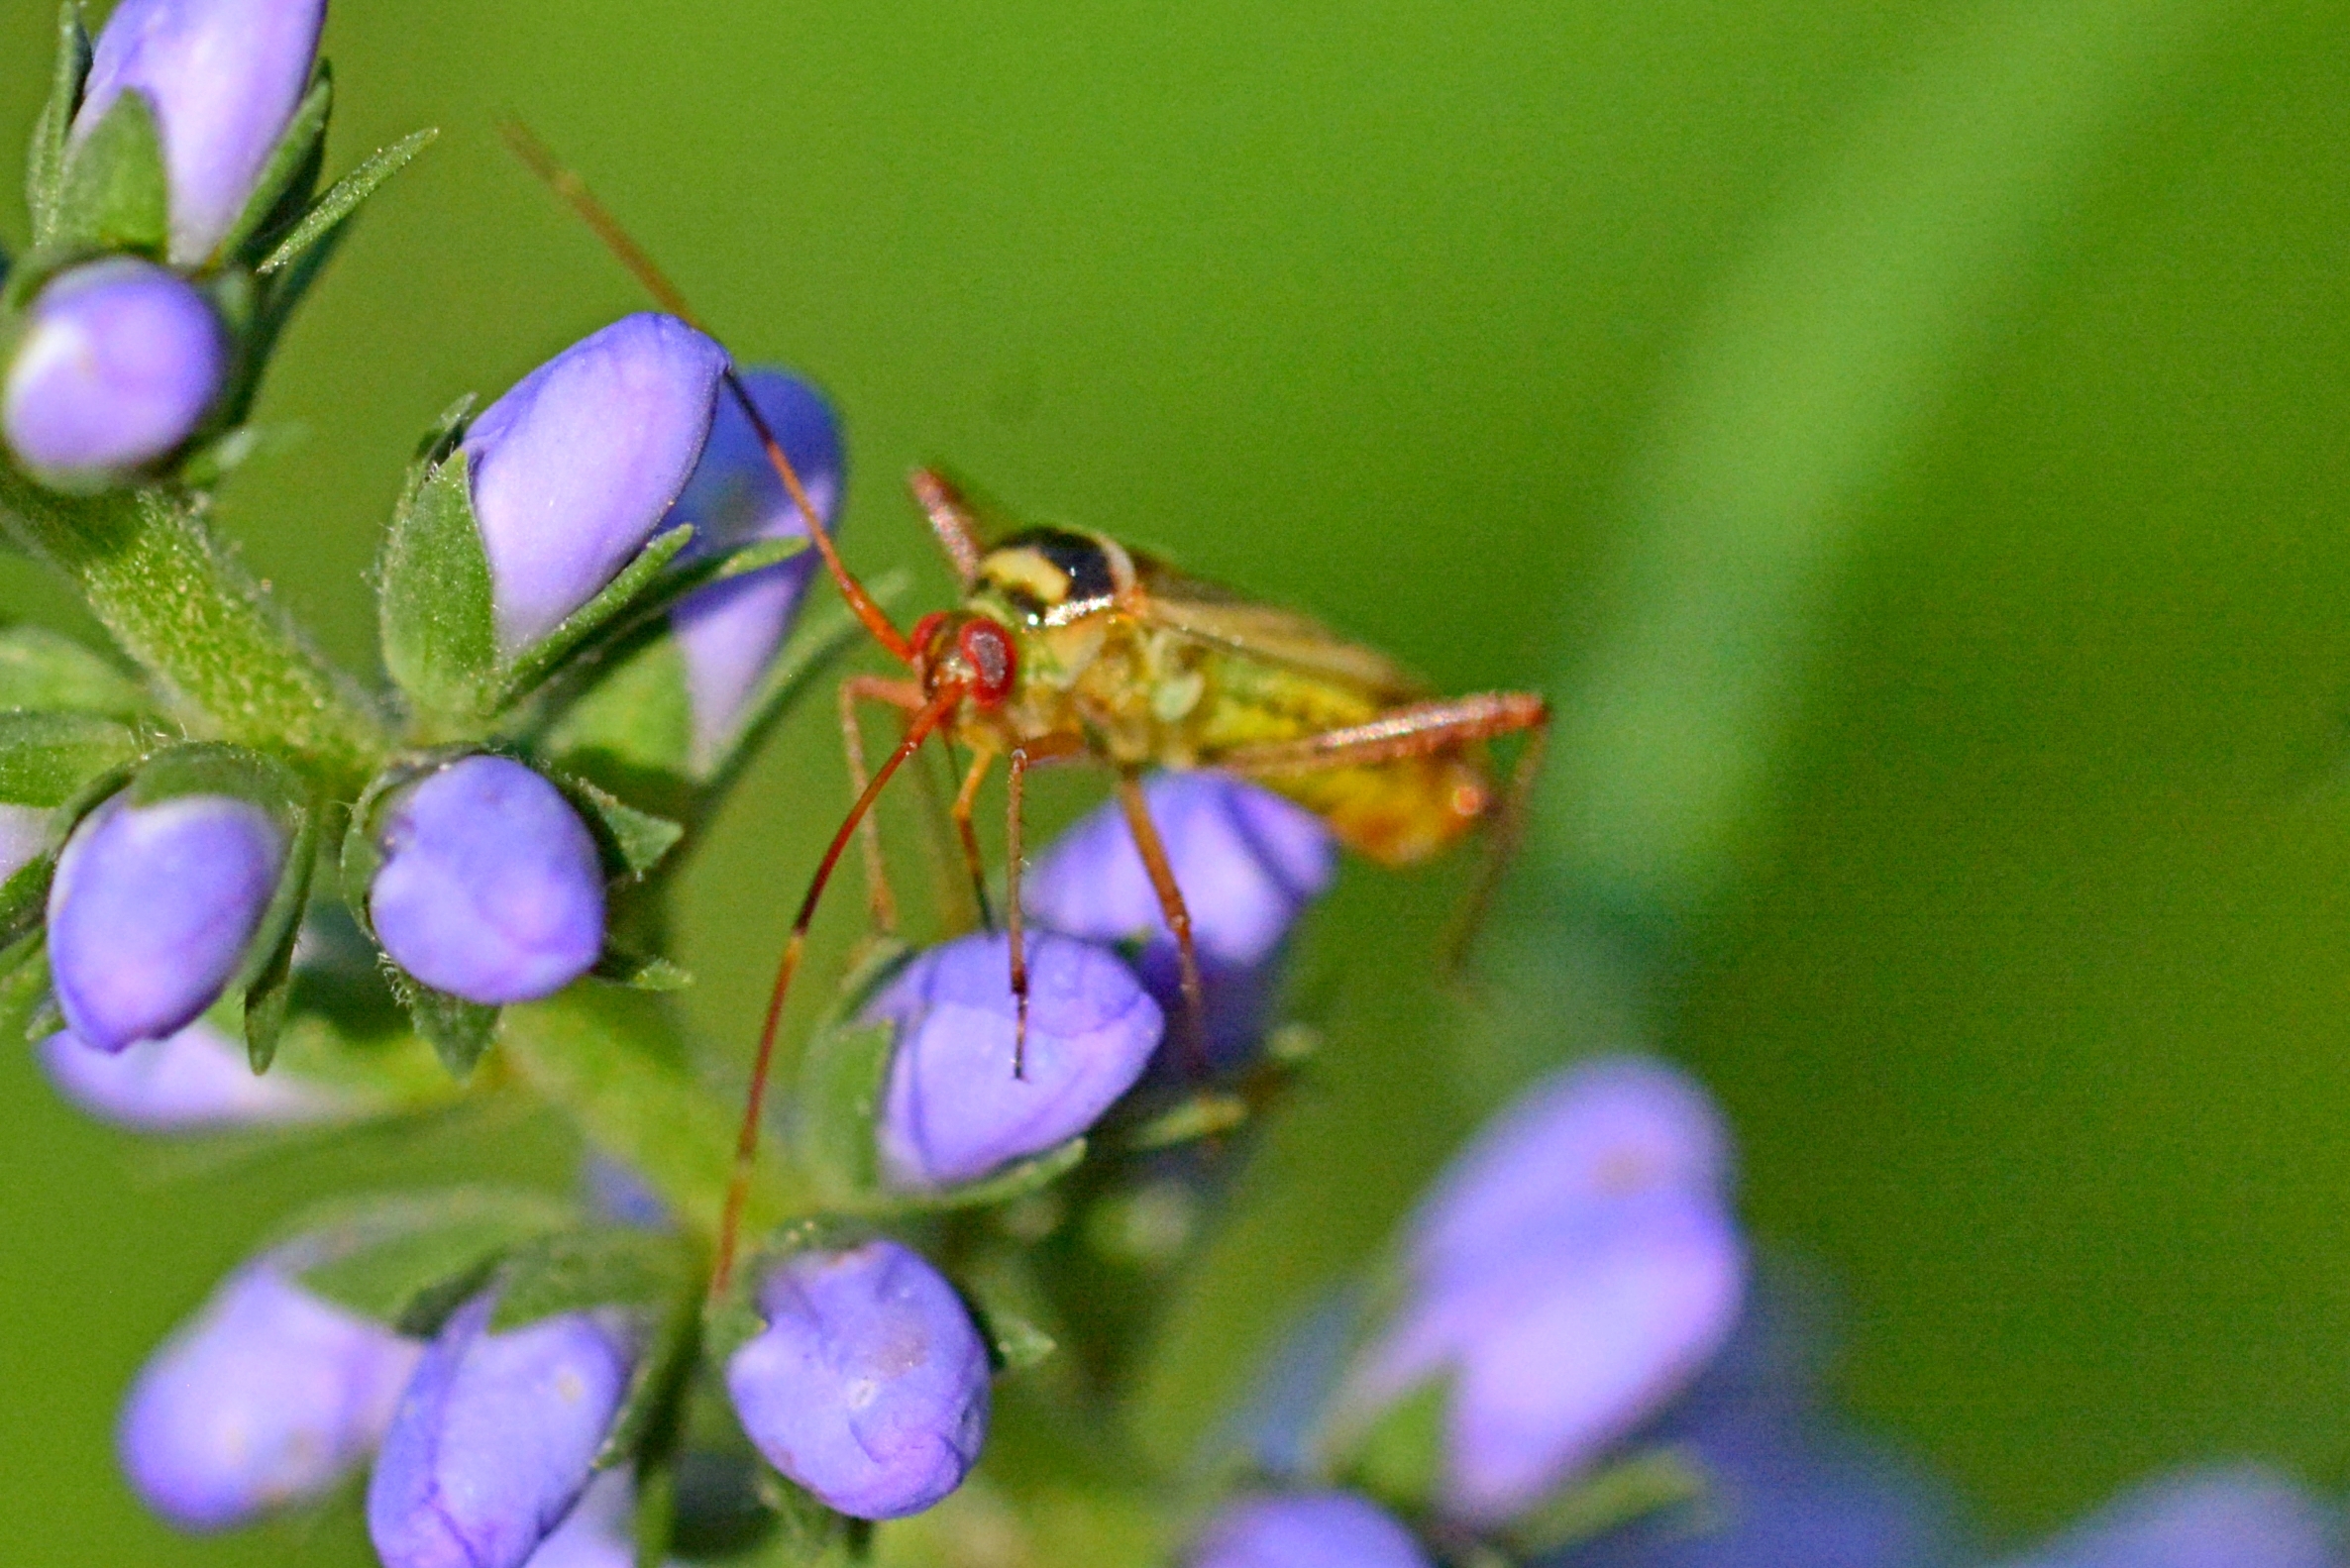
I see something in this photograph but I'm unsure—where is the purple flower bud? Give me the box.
[119,1257,421,1530]
[0,801,50,883]
[665,367,843,766]
[1025,772,1335,1067]
[40,1018,349,1130]
[368,1291,638,1568]
[1185,1493,1432,1568]
[463,315,728,651]
[1340,1057,1745,1524]
[3,260,227,484]
[867,932,1162,1190]
[2002,1466,2337,1568]
[48,791,284,1054]
[74,0,327,264]
[725,1240,989,1520]
[518,1469,637,1568]
[367,755,605,1005]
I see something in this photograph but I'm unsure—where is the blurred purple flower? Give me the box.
[368,1290,638,1568]
[2000,1466,2337,1568]
[1026,772,1333,1066]
[518,1469,638,1568]
[582,1154,670,1231]
[0,801,50,882]
[663,366,842,767]
[725,1239,990,1520]
[1338,1056,1745,1524]
[3,259,227,484]
[1185,1492,1433,1568]
[867,931,1162,1190]
[119,1255,420,1531]
[47,791,284,1053]
[73,0,327,264]
[463,314,727,651]
[367,755,604,1004]
[40,1018,348,1130]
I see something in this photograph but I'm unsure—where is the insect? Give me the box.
[501,128,1550,1293]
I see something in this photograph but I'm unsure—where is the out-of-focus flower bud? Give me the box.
[73,0,328,265]
[48,791,284,1053]
[0,801,50,883]
[2,260,227,485]
[462,314,727,651]
[725,1239,989,1521]
[40,1018,347,1130]
[119,1255,421,1531]
[1184,1492,1432,1568]
[664,366,842,767]
[1337,1056,1745,1524]
[867,932,1162,1190]
[366,756,604,1004]
[517,1469,637,1568]
[368,1290,638,1568]
[1025,771,1335,1066]
[1999,1465,2337,1568]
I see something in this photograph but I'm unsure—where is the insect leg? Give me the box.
[500,122,916,667]
[1443,705,1549,970]
[713,682,966,1297]
[837,675,926,934]
[1005,748,1031,1077]
[949,750,1000,933]
[908,468,985,588]
[1116,769,1210,1078]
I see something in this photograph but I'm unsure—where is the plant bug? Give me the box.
[501,127,1551,1294]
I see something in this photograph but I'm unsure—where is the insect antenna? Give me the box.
[498,120,914,666]
[712,681,968,1295]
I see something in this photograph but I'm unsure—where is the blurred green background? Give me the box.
[5,0,2350,1561]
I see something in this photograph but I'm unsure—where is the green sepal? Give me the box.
[378,441,498,719]
[394,976,501,1081]
[215,65,331,267]
[0,710,142,806]
[233,785,323,1073]
[1120,1091,1252,1153]
[289,1187,579,1335]
[0,929,51,1047]
[745,1474,861,1568]
[958,1267,1059,1374]
[591,946,694,992]
[255,127,436,277]
[53,87,169,258]
[26,3,92,250]
[489,525,695,710]
[125,739,306,814]
[0,854,53,953]
[551,772,685,883]
[1497,1445,1709,1557]
[0,626,152,718]
[1340,1375,1451,1513]
[889,1138,1089,1215]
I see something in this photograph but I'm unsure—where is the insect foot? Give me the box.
[119,1249,423,1531]
[2,260,229,487]
[48,782,290,1054]
[724,1239,992,1520]
[869,931,1164,1191]
[1182,1491,1434,1568]
[365,755,606,1005]
[368,1287,642,1568]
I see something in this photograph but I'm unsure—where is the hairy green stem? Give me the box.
[0,470,388,791]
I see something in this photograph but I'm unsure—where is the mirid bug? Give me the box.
[502,128,1551,1293]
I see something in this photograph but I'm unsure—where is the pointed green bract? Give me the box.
[217,66,332,267]
[379,445,499,721]
[256,127,438,277]
[53,88,169,257]
[25,3,91,249]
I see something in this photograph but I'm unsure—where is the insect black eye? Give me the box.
[958,619,1016,705]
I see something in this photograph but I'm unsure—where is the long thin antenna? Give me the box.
[710,682,966,1295]
[498,119,914,666]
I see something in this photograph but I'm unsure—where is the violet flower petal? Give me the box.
[869,932,1162,1190]
[2001,1466,2338,1568]
[725,1240,990,1521]
[47,792,283,1053]
[367,755,605,1005]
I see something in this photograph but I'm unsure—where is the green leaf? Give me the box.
[552,773,685,882]
[379,448,497,718]
[0,626,152,718]
[217,66,330,266]
[491,1226,694,1330]
[592,946,694,992]
[491,525,694,709]
[544,634,696,785]
[292,1188,578,1334]
[0,711,140,807]
[256,127,438,277]
[53,87,168,257]
[26,3,91,249]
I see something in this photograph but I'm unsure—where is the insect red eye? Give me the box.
[957,619,1016,705]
